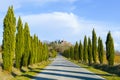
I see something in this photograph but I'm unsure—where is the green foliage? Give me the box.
[15,17,24,69]
[83,36,88,63]
[50,50,57,58]
[22,23,30,67]
[88,38,92,65]
[29,36,34,65]
[2,6,50,73]
[92,29,97,63]
[98,37,104,64]
[2,6,16,72]
[106,31,115,66]
[79,41,83,62]
[43,43,49,61]
[70,47,74,60]
[74,42,79,60]
[33,34,38,63]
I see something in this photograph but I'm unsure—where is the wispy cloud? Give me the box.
[21,12,80,40]
[0,7,120,50]
[20,12,120,50]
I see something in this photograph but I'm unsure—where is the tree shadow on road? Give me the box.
[28,68,107,80]
[49,64,88,68]
[34,71,105,80]
[40,68,112,77]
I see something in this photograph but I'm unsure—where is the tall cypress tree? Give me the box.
[37,40,42,62]
[29,36,34,65]
[74,42,79,60]
[39,41,43,62]
[15,17,24,69]
[92,29,97,63]
[70,47,74,60]
[98,37,104,64]
[2,6,16,72]
[83,36,88,63]
[43,43,49,61]
[22,23,30,67]
[88,38,92,65]
[106,31,115,66]
[33,34,37,63]
[79,41,83,62]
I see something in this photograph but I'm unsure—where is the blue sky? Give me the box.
[0,0,120,50]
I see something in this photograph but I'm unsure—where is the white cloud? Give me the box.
[0,8,120,50]
[20,12,120,50]
[22,12,80,34]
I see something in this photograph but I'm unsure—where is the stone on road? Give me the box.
[32,55,105,80]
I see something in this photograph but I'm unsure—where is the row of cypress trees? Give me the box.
[2,6,49,72]
[63,29,115,66]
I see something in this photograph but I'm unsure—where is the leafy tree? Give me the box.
[15,17,24,69]
[98,37,104,64]
[83,36,88,63]
[22,23,30,67]
[88,38,92,65]
[74,42,79,60]
[79,41,83,62]
[92,29,97,63]
[106,31,115,66]
[2,6,16,72]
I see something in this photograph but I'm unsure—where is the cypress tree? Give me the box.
[44,43,49,61]
[70,47,74,60]
[106,31,115,66]
[74,42,79,60]
[15,17,24,69]
[39,41,43,62]
[33,35,37,63]
[98,37,104,64]
[2,6,16,72]
[29,36,34,65]
[22,23,30,67]
[83,36,88,63]
[88,38,92,65]
[42,43,48,61]
[36,38,39,63]
[92,29,97,63]
[79,41,83,62]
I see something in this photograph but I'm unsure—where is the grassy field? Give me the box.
[0,61,51,80]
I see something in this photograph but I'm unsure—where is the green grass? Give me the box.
[10,61,51,80]
[68,59,120,80]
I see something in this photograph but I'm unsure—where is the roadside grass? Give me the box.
[67,58,120,80]
[11,61,51,80]
[103,54,120,65]
[0,60,51,80]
